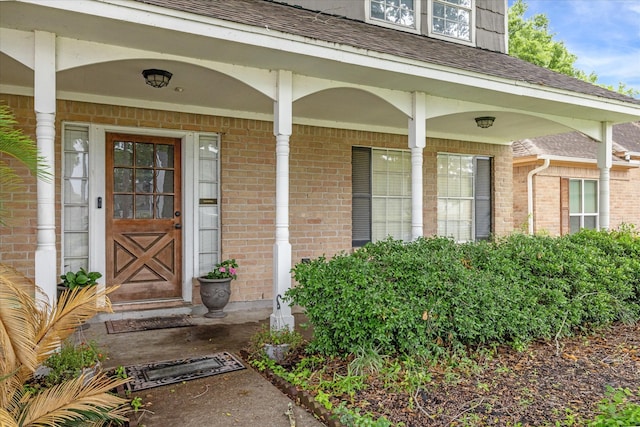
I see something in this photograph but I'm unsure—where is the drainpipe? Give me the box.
[527,158,550,235]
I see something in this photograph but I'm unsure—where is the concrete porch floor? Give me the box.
[75,305,325,427]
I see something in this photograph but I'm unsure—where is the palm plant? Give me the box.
[0,104,51,224]
[0,264,129,426]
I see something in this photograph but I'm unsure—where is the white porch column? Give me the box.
[408,92,426,240]
[597,122,612,231]
[271,70,295,330]
[33,31,57,306]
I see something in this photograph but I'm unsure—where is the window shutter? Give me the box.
[352,147,371,247]
[560,178,569,235]
[474,157,492,241]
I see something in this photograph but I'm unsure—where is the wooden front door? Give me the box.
[106,133,182,303]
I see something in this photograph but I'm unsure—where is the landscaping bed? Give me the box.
[251,229,640,426]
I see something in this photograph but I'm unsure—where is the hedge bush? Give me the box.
[287,228,640,356]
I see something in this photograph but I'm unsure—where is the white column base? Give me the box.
[35,247,57,307]
[271,241,294,330]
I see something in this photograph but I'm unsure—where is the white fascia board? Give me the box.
[1,82,511,144]
[539,154,634,168]
[18,0,640,119]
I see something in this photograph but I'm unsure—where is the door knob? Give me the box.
[175,223,182,229]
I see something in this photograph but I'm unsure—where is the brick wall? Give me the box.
[1,94,513,303]
[0,96,38,277]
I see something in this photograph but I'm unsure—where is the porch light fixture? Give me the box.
[142,69,172,88]
[475,116,495,129]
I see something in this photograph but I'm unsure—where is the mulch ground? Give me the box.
[265,322,640,426]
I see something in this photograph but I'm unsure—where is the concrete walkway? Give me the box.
[76,307,325,427]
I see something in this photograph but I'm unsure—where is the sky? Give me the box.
[509,0,640,93]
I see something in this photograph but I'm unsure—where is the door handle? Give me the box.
[175,223,182,229]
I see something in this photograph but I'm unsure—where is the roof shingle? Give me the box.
[134,0,639,105]
[513,122,640,160]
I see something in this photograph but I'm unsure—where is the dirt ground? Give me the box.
[267,322,640,426]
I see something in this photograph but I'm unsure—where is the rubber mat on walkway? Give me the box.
[122,352,246,391]
[105,315,193,334]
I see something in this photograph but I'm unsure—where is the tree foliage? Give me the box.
[508,0,638,97]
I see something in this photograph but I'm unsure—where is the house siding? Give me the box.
[1,94,513,303]
[512,162,640,235]
[283,0,507,53]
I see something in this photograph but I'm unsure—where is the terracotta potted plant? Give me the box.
[197,259,238,318]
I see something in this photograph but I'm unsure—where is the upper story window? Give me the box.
[429,0,473,43]
[368,0,420,32]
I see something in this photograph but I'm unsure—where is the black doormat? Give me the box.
[105,315,194,334]
[122,352,246,391]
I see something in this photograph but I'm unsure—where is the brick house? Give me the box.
[513,122,640,235]
[1,0,639,326]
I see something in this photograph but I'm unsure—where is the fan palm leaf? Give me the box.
[16,373,129,426]
[0,264,128,426]
[34,285,115,366]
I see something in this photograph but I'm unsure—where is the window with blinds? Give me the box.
[352,147,412,246]
[437,153,492,242]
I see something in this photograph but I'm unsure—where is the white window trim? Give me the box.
[427,0,476,47]
[569,179,599,232]
[365,0,422,34]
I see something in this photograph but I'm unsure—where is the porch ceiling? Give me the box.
[1,0,639,144]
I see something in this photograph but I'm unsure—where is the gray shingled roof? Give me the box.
[512,122,640,160]
[134,0,639,106]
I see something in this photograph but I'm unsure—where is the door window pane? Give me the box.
[136,143,154,167]
[113,195,133,218]
[114,141,133,166]
[135,195,153,219]
[136,169,154,193]
[64,206,88,231]
[64,179,89,204]
[64,233,88,257]
[155,195,173,219]
[113,168,133,192]
[64,152,88,178]
[156,144,174,168]
[156,170,174,193]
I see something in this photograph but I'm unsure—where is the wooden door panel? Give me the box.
[106,133,182,303]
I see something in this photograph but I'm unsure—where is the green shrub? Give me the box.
[589,386,640,426]
[40,339,106,387]
[287,229,640,357]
